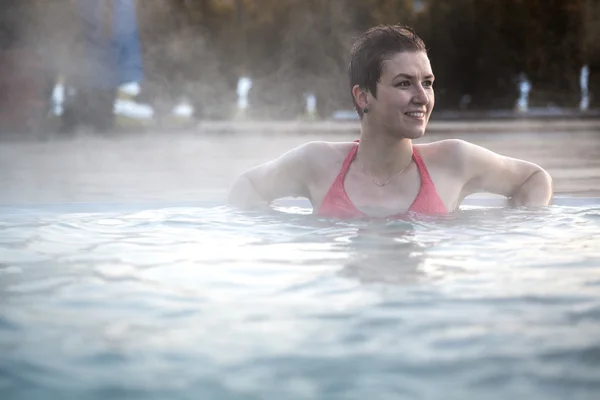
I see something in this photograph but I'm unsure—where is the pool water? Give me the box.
[1,201,600,400]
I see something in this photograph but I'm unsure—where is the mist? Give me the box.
[0,0,599,206]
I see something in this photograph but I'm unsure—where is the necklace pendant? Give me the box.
[357,153,412,188]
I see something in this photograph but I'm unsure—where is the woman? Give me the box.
[227,25,553,218]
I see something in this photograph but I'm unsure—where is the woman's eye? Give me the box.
[395,81,410,87]
[423,80,434,87]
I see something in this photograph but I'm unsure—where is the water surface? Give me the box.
[1,203,599,400]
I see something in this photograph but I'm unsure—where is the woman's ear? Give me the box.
[352,85,369,110]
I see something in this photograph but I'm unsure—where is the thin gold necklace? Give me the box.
[356,153,412,187]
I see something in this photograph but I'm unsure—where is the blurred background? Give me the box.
[0,0,599,135]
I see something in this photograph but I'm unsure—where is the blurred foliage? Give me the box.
[5,0,600,119]
[134,0,599,118]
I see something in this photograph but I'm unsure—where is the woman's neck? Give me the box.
[356,125,413,178]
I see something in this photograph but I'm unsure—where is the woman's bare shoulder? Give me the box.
[302,140,357,158]
[415,139,469,166]
[299,140,356,169]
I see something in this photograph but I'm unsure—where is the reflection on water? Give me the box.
[1,204,600,399]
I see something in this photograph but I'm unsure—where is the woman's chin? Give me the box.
[405,127,426,139]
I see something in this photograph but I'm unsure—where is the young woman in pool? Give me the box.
[227,25,553,218]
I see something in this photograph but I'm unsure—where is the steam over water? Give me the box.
[1,129,599,205]
[1,129,600,399]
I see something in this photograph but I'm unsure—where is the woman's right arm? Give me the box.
[226,141,322,209]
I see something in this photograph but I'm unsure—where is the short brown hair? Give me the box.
[348,25,427,117]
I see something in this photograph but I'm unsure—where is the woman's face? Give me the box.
[367,51,435,139]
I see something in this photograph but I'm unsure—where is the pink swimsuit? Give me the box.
[317,143,447,218]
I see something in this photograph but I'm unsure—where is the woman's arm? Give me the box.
[227,141,324,209]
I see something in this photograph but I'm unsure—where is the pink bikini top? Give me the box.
[317,142,447,218]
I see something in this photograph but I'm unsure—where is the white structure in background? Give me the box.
[305,92,317,119]
[51,77,65,116]
[51,79,154,123]
[114,81,154,122]
[580,65,590,112]
[236,76,253,118]
[516,73,531,113]
[172,98,194,119]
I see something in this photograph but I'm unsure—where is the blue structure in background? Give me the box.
[75,0,143,88]
[61,0,144,133]
[112,0,144,85]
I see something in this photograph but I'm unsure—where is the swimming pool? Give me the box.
[1,196,599,400]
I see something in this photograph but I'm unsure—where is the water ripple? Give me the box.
[1,204,599,399]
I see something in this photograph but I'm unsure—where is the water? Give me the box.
[1,202,599,400]
[0,129,600,399]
